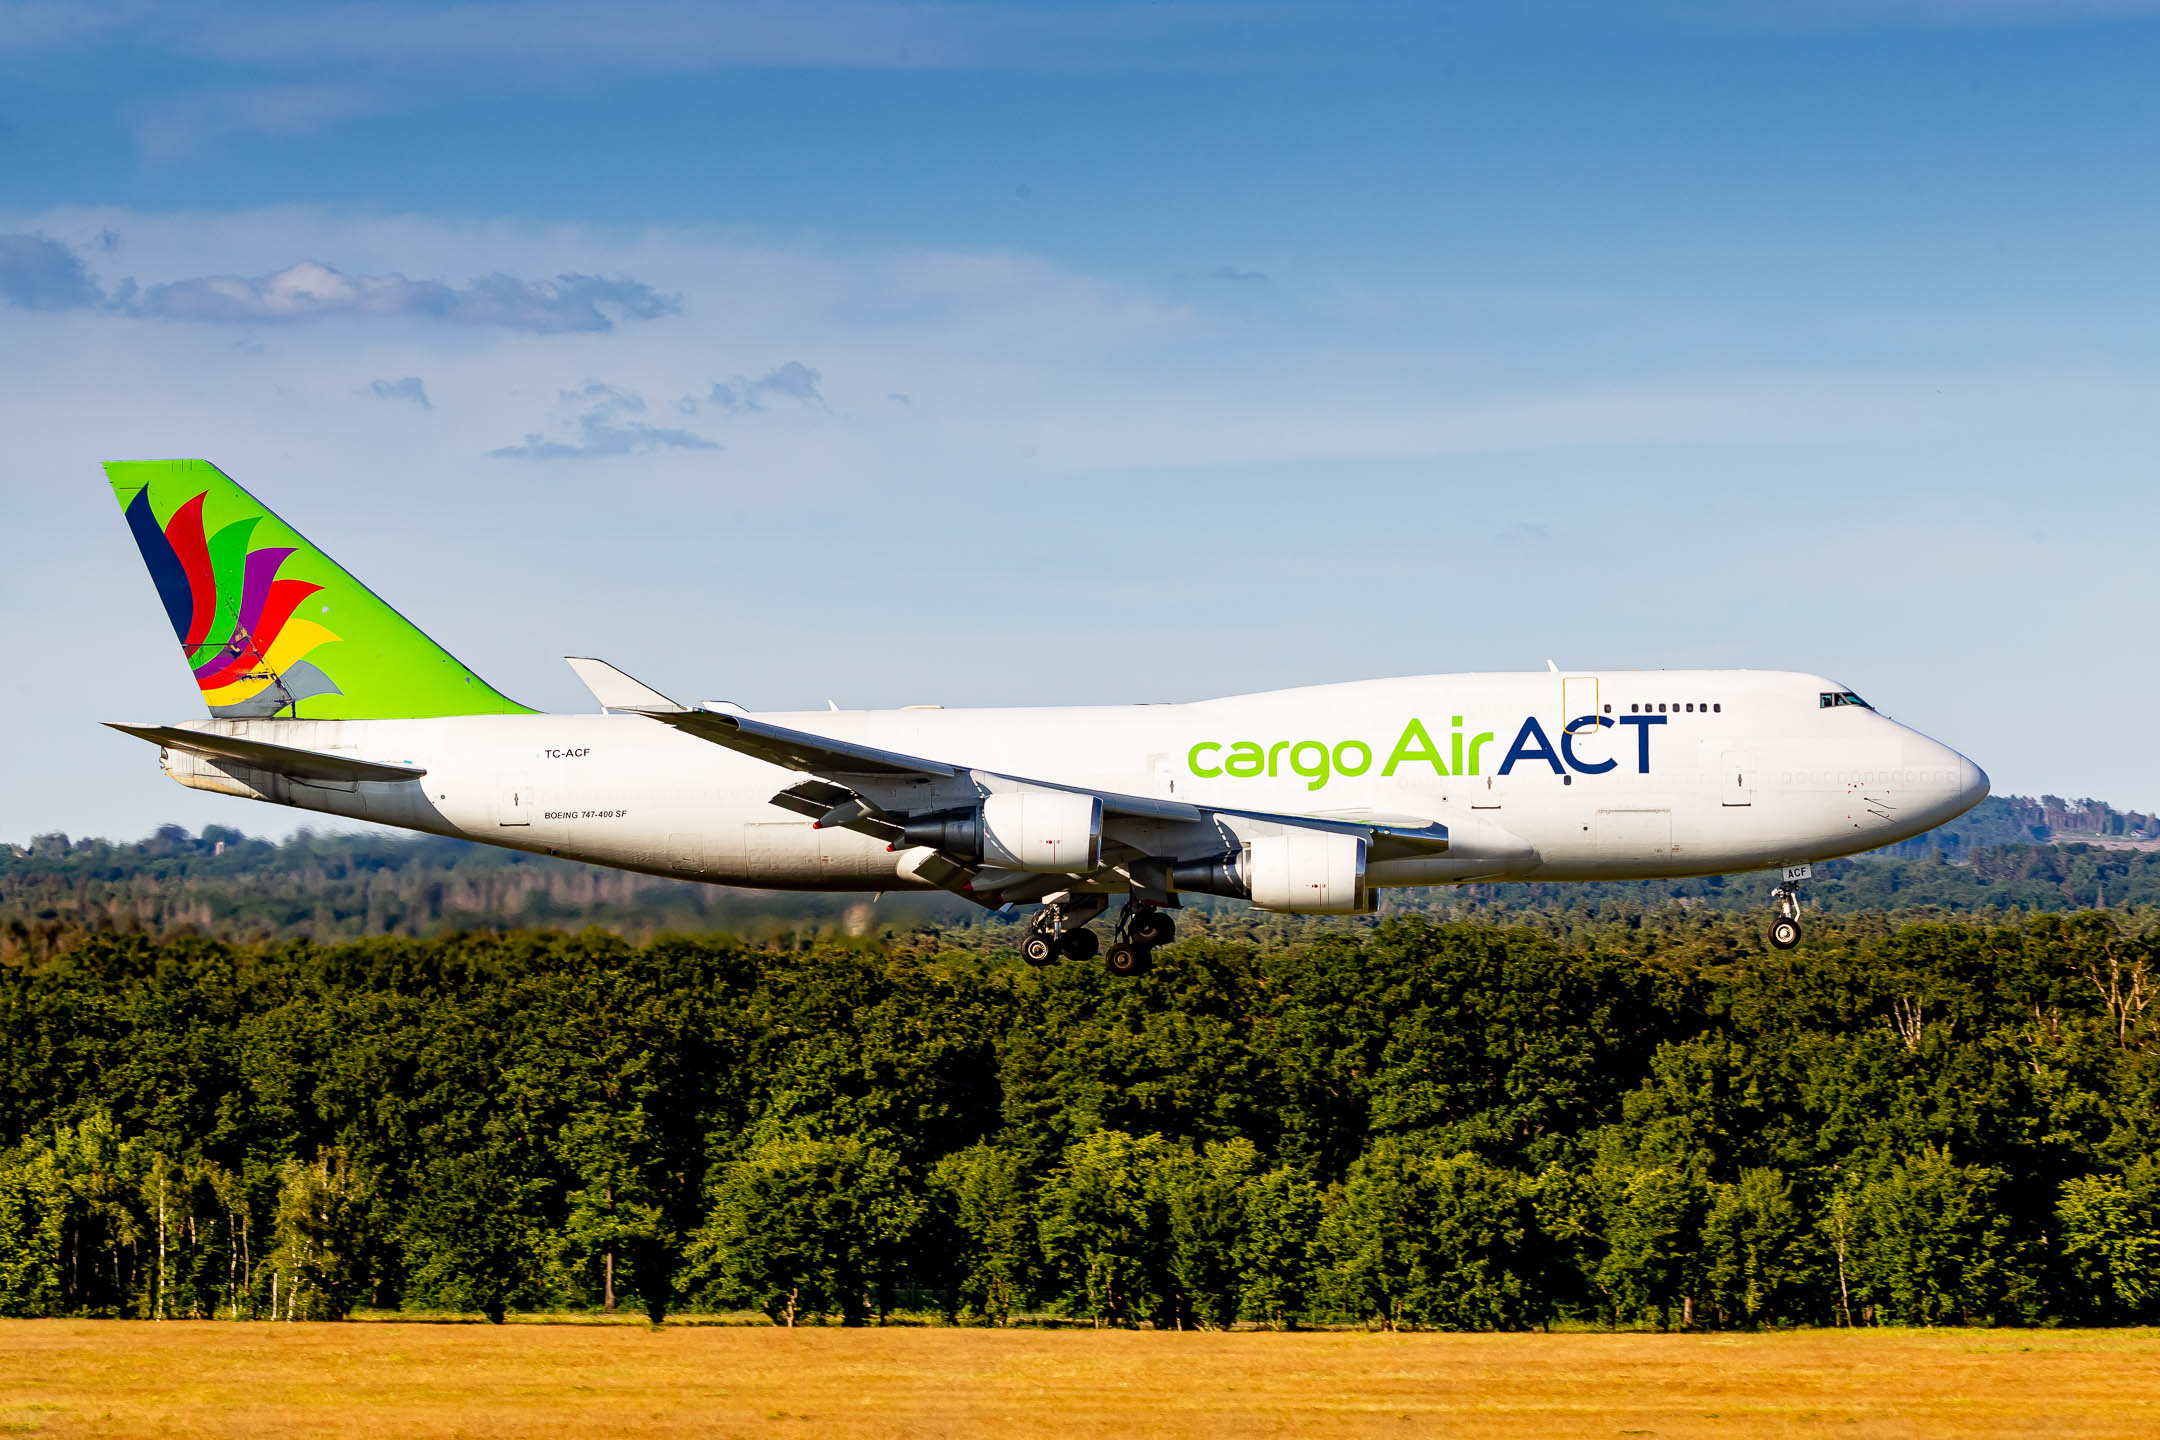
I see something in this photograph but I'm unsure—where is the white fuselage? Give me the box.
[149,668,1988,897]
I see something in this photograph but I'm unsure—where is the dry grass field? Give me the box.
[2,1321,2156,1439]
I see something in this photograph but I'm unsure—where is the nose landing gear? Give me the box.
[1768,877,1805,950]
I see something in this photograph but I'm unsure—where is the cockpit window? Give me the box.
[1819,691,1872,709]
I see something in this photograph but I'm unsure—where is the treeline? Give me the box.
[2,911,2157,1329]
[0,824,969,961]
[10,818,2160,963]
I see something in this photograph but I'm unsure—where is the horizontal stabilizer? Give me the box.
[565,657,686,713]
[105,723,427,784]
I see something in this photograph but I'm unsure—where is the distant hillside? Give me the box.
[0,824,973,961]
[1874,794,2160,859]
[7,793,2157,958]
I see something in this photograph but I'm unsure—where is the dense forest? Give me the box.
[1,908,2156,1329]
[8,795,2160,963]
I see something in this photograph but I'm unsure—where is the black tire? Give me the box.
[1022,933,1058,967]
[1103,942,1151,977]
[1130,911,1175,947]
[1060,928,1100,961]
[1769,917,1801,950]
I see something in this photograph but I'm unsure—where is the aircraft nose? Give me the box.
[1919,741,1989,823]
[1898,728,1988,825]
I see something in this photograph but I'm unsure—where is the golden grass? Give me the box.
[2,1321,2157,1440]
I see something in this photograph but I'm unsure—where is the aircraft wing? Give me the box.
[567,659,1449,877]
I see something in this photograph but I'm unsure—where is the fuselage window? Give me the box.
[1713,703,1721,713]
[1630,704,1639,713]
[1658,703,1667,713]
[1685,703,1694,713]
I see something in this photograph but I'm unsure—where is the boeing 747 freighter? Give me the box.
[104,460,1989,972]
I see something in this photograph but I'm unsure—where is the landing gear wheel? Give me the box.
[1103,942,1153,977]
[1021,933,1058,967]
[1129,910,1175,947]
[1767,879,1804,951]
[1059,928,1100,961]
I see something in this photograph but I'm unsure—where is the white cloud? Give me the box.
[0,231,682,332]
[368,376,431,408]
[0,233,104,310]
[706,361,828,414]
[489,382,720,459]
[135,260,681,331]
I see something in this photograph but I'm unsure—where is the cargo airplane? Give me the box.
[104,460,1989,972]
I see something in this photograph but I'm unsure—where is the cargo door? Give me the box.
[743,821,808,879]
[1595,808,1672,862]
[1722,749,1758,807]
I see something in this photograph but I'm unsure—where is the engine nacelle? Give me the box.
[1247,831,1371,914]
[901,791,1102,873]
[1168,830,1373,914]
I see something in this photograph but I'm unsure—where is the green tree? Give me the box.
[1163,1139,1262,1329]
[2056,1164,2160,1323]
[1846,1146,2014,1326]
[267,1148,376,1320]
[1235,1163,1322,1329]
[50,1112,148,1316]
[1322,1143,1541,1331]
[682,1133,920,1326]
[0,1145,67,1316]
[926,1144,1036,1324]
[1700,1167,1821,1328]
[558,1106,667,1320]
[1595,1160,1708,1330]
[400,1148,550,1324]
[1036,1130,1178,1327]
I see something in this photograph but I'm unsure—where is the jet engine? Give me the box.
[1168,830,1373,915]
[902,791,1103,872]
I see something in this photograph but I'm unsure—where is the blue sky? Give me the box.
[5,0,2160,841]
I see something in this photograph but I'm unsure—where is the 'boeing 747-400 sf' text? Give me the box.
[105,460,1989,973]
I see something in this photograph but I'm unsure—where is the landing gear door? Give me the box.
[1562,676,1599,736]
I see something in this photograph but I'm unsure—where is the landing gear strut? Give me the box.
[1768,883,1803,950]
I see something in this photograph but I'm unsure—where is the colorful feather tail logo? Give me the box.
[123,487,343,717]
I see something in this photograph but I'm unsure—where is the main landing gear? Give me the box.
[1021,892,1107,967]
[1102,901,1175,977]
[1768,883,1803,950]
[1020,895,1173,977]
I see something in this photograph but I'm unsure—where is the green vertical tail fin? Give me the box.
[107,459,532,720]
